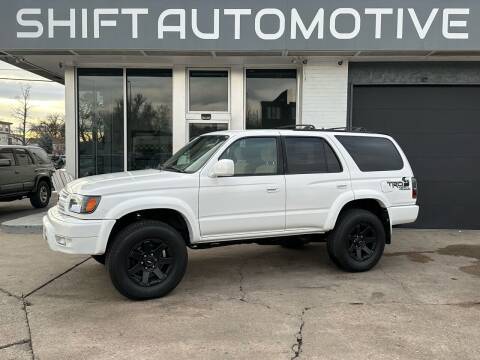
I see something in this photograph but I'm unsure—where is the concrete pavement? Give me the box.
[0,229,479,359]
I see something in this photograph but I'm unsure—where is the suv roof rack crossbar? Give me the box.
[275,125,369,133]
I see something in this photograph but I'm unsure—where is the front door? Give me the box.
[0,148,21,194]
[199,137,285,238]
[13,148,36,191]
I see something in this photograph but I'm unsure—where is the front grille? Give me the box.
[58,190,69,214]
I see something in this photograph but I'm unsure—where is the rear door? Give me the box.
[283,136,351,231]
[0,148,21,194]
[14,148,36,191]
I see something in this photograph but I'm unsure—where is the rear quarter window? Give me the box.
[335,135,404,172]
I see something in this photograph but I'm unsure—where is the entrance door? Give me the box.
[199,137,285,238]
[186,69,230,141]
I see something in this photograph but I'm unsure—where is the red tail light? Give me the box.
[412,177,418,199]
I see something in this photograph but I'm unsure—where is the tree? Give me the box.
[29,113,65,153]
[12,85,32,145]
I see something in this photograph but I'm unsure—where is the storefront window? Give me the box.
[127,69,173,170]
[77,69,124,177]
[189,123,228,141]
[189,70,229,112]
[246,69,297,129]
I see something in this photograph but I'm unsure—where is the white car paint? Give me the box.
[43,129,419,255]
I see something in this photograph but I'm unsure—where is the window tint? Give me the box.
[0,149,15,165]
[336,136,404,172]
[30,148,51,165]
[220,137,278,176]
[15,149,33,165]
[285,137,342,174]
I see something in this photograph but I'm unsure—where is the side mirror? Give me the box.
[210,159,234,177]
[0,159,12,167]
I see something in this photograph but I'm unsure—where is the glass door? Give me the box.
[126,69,173,170]
[186,69,230,140]
[77,69,124,178]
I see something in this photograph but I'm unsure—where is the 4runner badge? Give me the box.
[386,177,411,191]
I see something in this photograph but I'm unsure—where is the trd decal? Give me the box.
[387,177,411,191]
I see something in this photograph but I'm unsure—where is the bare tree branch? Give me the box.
[11,85,32,145]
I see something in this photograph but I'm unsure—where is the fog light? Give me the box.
[55,235,70,247]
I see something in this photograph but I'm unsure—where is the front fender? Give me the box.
[102,196,199,244]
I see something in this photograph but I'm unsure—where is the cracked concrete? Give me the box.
[0,228,480,359]
[290,307,310,360]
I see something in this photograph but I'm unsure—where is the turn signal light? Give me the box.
[85,197,99,213]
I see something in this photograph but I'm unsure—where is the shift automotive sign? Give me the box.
[16,7,470,40]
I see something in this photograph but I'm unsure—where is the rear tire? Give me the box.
[328,209,385,272]
[30,180,51,208]
[106,220,188,300]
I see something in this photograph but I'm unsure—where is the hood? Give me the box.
[65,169,192,196]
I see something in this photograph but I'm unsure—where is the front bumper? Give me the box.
[43,206,115,255]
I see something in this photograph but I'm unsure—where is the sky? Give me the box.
[0,60,64,130]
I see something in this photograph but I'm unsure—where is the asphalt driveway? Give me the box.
[0,228,479,359]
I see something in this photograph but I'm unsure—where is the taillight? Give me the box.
[412,177,418,199]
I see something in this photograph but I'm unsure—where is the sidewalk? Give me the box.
[1,211,45,234]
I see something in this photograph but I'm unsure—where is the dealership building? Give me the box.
[1,0,480,229]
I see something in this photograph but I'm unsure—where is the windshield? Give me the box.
[161,135,229,173]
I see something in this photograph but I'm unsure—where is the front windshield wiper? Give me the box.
[160,165,186,173]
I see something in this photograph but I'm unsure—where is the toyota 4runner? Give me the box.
[43,128,419,300]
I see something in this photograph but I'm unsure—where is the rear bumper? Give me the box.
[389,205,419,225]
[43,206,115,255]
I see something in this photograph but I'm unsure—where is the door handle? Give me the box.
[337,184,348,189]
[266,187,280,193]
[14,170,20,175]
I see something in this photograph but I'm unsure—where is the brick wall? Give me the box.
[301,62,349,129]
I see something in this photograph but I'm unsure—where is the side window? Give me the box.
[0,149,16,165]
[285,137,342,174]
[220,137,278,176]
[335,136,404,172]
[15,149,33,166]
[30,148,51,165]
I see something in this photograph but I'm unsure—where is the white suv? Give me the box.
[43,128,419,300]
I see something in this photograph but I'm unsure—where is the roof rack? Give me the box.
[276,125,369,133]
[276,124,316,130]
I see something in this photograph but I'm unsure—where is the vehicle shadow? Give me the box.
[0,193,58,222]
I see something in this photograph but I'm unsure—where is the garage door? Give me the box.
[352,85,480,229]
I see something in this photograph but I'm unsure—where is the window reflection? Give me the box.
[127,69,173,170]
[246,69,297,129]
[77,69,124,177]
[189,123,228,141]
[189,70,228,112]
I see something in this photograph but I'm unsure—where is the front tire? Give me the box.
[328,209,385,272]
[106,220,188,300]
[30,180,51,208]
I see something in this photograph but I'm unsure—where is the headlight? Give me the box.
[68,195,101,214]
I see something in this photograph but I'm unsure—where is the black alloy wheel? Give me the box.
[127,239,173,287]
[347,222,378,262]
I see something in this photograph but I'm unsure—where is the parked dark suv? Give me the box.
[0,145,55,208]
